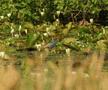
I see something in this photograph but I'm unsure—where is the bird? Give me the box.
[44,38,57,49]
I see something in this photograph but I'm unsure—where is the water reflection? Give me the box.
[0,64,20,90]
[0,51,107,90]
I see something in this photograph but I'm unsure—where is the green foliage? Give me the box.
[0,0,108,54]
[0,0,108,24]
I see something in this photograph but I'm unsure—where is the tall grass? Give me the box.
[0,51,108,90]
[0,64,20,90]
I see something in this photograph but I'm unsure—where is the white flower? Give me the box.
[105,26,108,29]
[43,33,48,36]
[7,13,11,17]
[19,25,21,31]
[35,44,42,51]
[0,52,9,59]
[36,44,41,47]
[24,29,28,34]
[46,28,50,34]
[0,16,4,19]
[46,28,50,32]
[0,52,5,58]
[42,8,45,12]
[40,12,44,16]
[56,11,60,15]
[66,48,71,56]
[46,27,49,31]
[90,18,93,23]
[102,27,106,34]
[56,19,59,22]
[11,27,14,34]
[43,23,46,26]
[14,34,19,38]
[11,29,14,34]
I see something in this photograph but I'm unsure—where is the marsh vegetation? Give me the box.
[0,0,108,90]
[0,51,108,90]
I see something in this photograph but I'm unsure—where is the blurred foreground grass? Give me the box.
[0,51,108,90]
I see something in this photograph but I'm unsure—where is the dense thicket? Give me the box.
[0,0,108,54]
[0,0,108,25]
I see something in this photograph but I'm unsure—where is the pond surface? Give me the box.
[0,50,108,90]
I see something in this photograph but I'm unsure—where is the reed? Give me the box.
[0,51,107,90]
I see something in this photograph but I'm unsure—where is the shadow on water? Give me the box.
[0,50,108,90]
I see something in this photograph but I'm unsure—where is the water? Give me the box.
[0,50,108,90]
